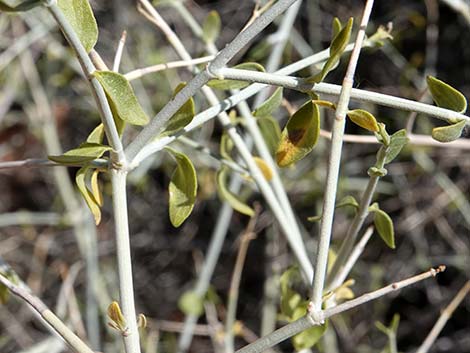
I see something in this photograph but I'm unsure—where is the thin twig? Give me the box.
[113,30,127,72]
[416,281,470,353]
[236,266,446,353]
[311,0,375,311]
[0,274,95,353]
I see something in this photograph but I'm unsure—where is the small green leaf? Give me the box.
[57,0,98,53]
[332,17,342,39]
[93,71,149,126]
[309,18,353,83]
[216,166,254,217]
[86,124,105,144]
[347,109,379,132]
[165,148,198,227]
[373,208,395,249]
[336,195,359,209]
[0,0,41,12]
[307,215,322,222]
[253,87,283,117]
[431,120,467,142]
[220,133,234,161]
[384,129,408,164]
[276,100,320,167]
[292,322,328,351]
[257,116,281,156]
[161,83,195,136]
[207,62,265,90]
[253,157,273,181]
[202,10,221,44]
[90,169,103,207]
[427,76,467,113]
[76,166,102,225]
[178,290,204,316]
[49,143,111,165]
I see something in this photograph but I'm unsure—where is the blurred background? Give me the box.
[0,0,469,352]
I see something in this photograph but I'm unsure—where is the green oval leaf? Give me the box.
[207,62,265,90]
[280,267,304,320]
[332,17,342,39]
[86,124,105,144]
[253,87,283,117]
[373,208,395,249]
[165,148,198,227]
[202,10,221,44]
[216,166,254,217]
[309,17,353,83]
[76,166,102,225]
[384,129,409,164]
[161,82,195,136]
[178,290,204,317]
[57,0,98,53]
[276,100,320,167]
[431,119,467,143]
[426,76,467,113]
[257,116,281,156]
[347,109,379,132]
[336,195,359,209]
[48,142,111,165]
[93,71,149,126]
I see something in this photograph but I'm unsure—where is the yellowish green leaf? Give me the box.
[165,148,198,227]
[86,124,105,144]
[384,129,408,164]
[332,17,342,39]
[0,0,41,12]
[161,82,195,136]
[276,100,320,167]
[178,290,204,316]
[107,301,126,332]
[431,119,467,143]
[253,87,283,117]
[292,322,327,351]
[48,143,111,165]
[207,62,265,90]
[372,207,395,249]
[57,0,98,53]
[217,166,254,217]
[202,10,221,44]
[347,109,379,132]
[427,76,467,113]
[253,157,273,181]
[90,169,103,207]
[76,166,102,225]
[93,71,149,126]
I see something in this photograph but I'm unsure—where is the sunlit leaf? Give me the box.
[107,301,126,332]
[257,116,281,156]
[431,120,467,142]
[207,62,265,90]
[347,109,379,132]
[276,100,320,167]
[336,195,359,209]
[49,143,111,165]
[384,129,408,164]
[217,166,254,217]
[90,169,103,207]
[371,205,395,249]
[312,99,336,110]
[253,157,273,181]
[178,290,204,316]
[93,71,149,126]
[165,148,197,227]
[76,166,102,225]
[427,76,467,113]
[332,17,342,39]
[86,124,105,144]
[253,87,283,117]
[161,82,195,136]
[0,0,41,12]
[202,10,221,44]
[309,18,353,83]
[57,0,98,53]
